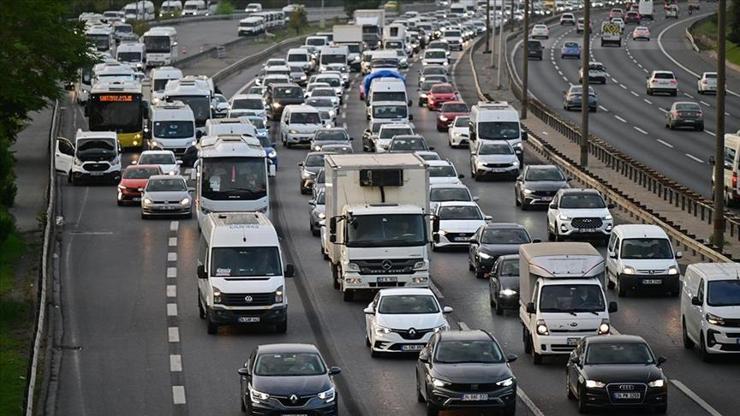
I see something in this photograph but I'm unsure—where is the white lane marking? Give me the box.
[557,70,563,76]
[704,130,716,137]
[643,68,649,73]
[637,63,643,68]
[615,115,627,123]
[458,321,470,330]
[342,122,348,129]
[167,252,177,262]
[542,131,549,136]
[168,237,177,247]
[166,285,177,298]
[657,15,740,98]
[684,93,695,99]
[725,112,731,117]
[562,76,568,82]
[169,221,179,232]
[620,84,628,90]
[517,389,546,416]
[168,327,180,342]
[170,354,183,372]
[172,386,187,405]
[657,139,674,148]
[659,107,668,113]
[599,105,609,112]
[644,98,652,105]
[630,91,639,97]
[670,379,723,416]
[634,126,648,134]
[68,231,114,235]
[167,303,178,317]
[429,281,445,300]
[686,153,704,163]
[611,78,618,83]
[167,267,177,278]
[700,101,710,107]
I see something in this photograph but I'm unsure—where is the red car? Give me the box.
[117,164,162,205]
[436,101,469,131]
[426,83,459,111]
[608,8,624,19]
[624,11,641,24]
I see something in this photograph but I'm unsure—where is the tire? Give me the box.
[426,402,439,416]
[198,294,206,319]
[647,88,652,95]
[547,229,556,242]
[475,266,485,279]
[117,199,124,206]
[495,296,504,315]
[343,288,354,302]
[206,312,218,335]
[502,402,516,416]
[521,199,530,211]
[532,348,543,365]
[514,191,521,206]
[567,374,576,400]
[699,332,713,362]
[332,263,340,290]
[577,386,588,413]
[616,277,627,297]
[682,318,695,349]
[275,319,287,334]
[241,396,246,412]
[523,327,532,354]
[366,336,371,347]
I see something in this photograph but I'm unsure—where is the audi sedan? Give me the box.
[238,343,340,415]
[566,335,668,414]
[563,85,598,112]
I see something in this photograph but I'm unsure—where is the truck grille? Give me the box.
[484,163,513,168]
[355,259,417,275]
[83,163,110,171]
[220,292,275,306]
[571,217,603,229]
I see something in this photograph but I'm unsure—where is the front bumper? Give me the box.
[521,191,555,206]
[435,232,474,247]
[286,133,314,144]
[72,168,121,183]
[208,305,287,325]
[372,330,434,353]
[342,271,430,290]
[427,384,516,411]
[704,325,740,353]
[474,165,520,178]
[618,273,680,294]
[533,332,597,354]
[142,203,191,216]
[671,118,703,127]
[248,398,337,416]
[449,133,469,146]
[581,385,667,410]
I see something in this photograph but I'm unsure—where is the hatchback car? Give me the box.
[140,175,191,219]
[563,85,598,112]
[514,164,570,210]
[530,24,550,39]
[308,189,325,236]
[448,116,470,148]
[437,101,469,131]
[665,101,704,131]
[488,254,521,315]
[646,70,678,96]
[632,25,650,40]
[136,150,181,176]
[117,164,162,205]
[387,135,431,153]
[374,123,415,153]
[229,93,267,119]
[561,41,581,59]
[310,127,351,152]
[417,330,517,416]
[427,160,464,185]
[469,140,520,180]
[433,201,489,249]
[429,183,477,212]
[238,343,341,415]
[566,335,667,414]
[426,83,460,111]
[468,223,532,278]
[624,10,641,23]
[364,288,451,356]
[527,39,544,60]
[418,66,449,86]
[697,72,717,94]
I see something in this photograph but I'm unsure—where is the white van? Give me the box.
[367,78,409,113]
[606,224,682,297]
[713,133,740,207]
[182,0,207,16]
[238,16,265,36]
[148,101,198,157]
[469,101,527,162]
[160,0,183,17]
[280,104,323,148]
[197,212,294,334]
[55,130,122,185]
[286,48,314,73]
[116,42,146,71]
[681,262,740,359]
[150,66,183,102]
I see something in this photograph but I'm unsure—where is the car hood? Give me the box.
[377,313,445,330]
[432,362,512,384]
[252,374,332,396]
[429,93,457,100]
[475,154,519,164]
[619,259,678,271]
[583,364,663,384]
[440,219,486,233]
[120,178,148,188]
[558,208,609,218]
[479,243,523,258]
[497,275,520,290]
[143,190,188,201]
[522,180,569,191]
[440,111,468,119]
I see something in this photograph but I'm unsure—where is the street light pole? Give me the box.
[522,0,529,119]
[712,0,727,249]
[491,0,498,67]
[579,0,591,167]
[496,0,507,88]
[485,0,492,53]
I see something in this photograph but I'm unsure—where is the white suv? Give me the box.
[646,70,678,96]
[547,188,614,243]
[530,24,550,39]
[697,72,717,94]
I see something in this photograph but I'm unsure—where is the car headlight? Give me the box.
[598,319,610,335]
[496,377,514,387]
[143,197,153,206]
[622,266,636,275]
[439,115,448,121]
[346,262,360,272]
[413,261,428,271]
[272,102,281,109]
[289,129,299,134]
[706,312,725,326]
[190,140,197,146]
[648,379,665,388]
[274,285,284,303]
[267,149,277,158]
[213,287,222,304]
[558,213,570,221]
[150,140,159,148]
[420,93,427,98]
[602,213,613,221]
[329,110,336,118]
[73,158,83,166]
[478,252,492,260]
[500,288,518,297]
[318,212,325,219]
[536,319,549,335]
[523,189,533,194]
[250,388,269,403]
[432,378,451,388]
[375,325,391,335]
[313,145,322,151]
[180,197,190,206]
[585,380,606,389]
[667,265,679,275]
[436,230,447,236]
[318,387,335,403]
[301,170,315,179]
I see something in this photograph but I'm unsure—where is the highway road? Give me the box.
[511,3,740,199]
[51,17,740,416]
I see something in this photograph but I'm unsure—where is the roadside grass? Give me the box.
[691,18,740,66]
[258,23,325,45]
[0,231,30,416]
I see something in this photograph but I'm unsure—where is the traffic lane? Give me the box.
[56,105,173,415]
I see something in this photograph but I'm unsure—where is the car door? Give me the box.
[570,342,586,395]
[605,234,619,283]
[490,258,501,296]
[547,193,560,231]
[566,342,581,393]
[55,137,75,174]
[366,292,380,342]
[688,278,705,340]
[417,333,438,398]
[515,167,526,200]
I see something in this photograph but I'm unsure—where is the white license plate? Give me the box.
[132,197,141,201]
[567,337,579,346]
[454,236,470,241]
[402,344,424,351]
[88,171,104,176]
[580,228,597,233]
[613,392,641,399]
[643,279,662,285]
[377,276,397,283]
[238,316,260,323]
[541,197,553,201]
[462,393,488,401]
[283,414,308,416]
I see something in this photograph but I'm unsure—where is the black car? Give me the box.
[489,254,521,315]
[468,223,532,279]
[265,83,304,120]
[416,330,517,416]
[527,39,543,60]
[514,165,570,210]
[239,343,341,415]
[566,335,668,414]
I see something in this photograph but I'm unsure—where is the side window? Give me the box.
[58,139,74,156]
[607,234,616,253]
[198,234,207,267]
[697,279,705,302]
[372,292,380,310]
[614,238,621,256]
[724,146,736,170]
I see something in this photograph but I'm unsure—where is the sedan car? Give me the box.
[632,25,651,40]
[310,127,350,152]
[419,66,449,86]
[697,71,717,94]
[515,164,570,210]
[468,223,532,278]
[488,254,521,315]
[624,10,641,24]
[140,175,191,219]
[298,152,328,194]
[561,41,581,59]
[566,335,668,414]
[436,101,469,131]
[229,94,267,119]
[665,101,704,131]
[563,85,598,112]
[426,83,460,111]
[429,183,477,212]
[387,135,431,153]
[427,160,464,185]
[527,39,544,60]
[364,288,451,356]
[417,330,517,416]
[117,164,162,205]
[448,116,470,148]
[647,70,678,96]
[433,201,489,249]
[136,150,181,176]
[308,189,325,236]
[238,343,341,415]
[578,62,607,84]
[469,140,520,180]
[530,24,550,39]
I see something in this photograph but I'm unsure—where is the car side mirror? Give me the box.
[675,251,682,259]
[656,356,667,367]
[363,306,374,314]
[298,162,304,166]
[506,353,518,363]
[137,187,144,192]
[568,354,579,364]
[349,137,354,141]
[607,203,616,209]
[548,203,557,209]
[408,114,414,120]
[691,296,702,306]
[442,306,453,314]
[472,196,479,201]
[197,264,207,279]
[532,239,542,243]
[521,130,528,141]
[176,160,183,165]
[458,174,465,179]
[408,99,413,106]
[484,215,492,222]
[526,302,535,314]
[237,367,250,377]
[328,366,342,376]
[608,301,618,313]
[609,251,618,259]
[516,175,523,181]
[566,177,573,182]
[284,264,295,277]
[308,200,316,206]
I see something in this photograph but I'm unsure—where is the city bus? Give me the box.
[87,80,147,149]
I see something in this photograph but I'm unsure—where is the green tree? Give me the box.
[729,0,740,44]
[216,0,235,15]
[344,0,383,18]
[0,0,93,242]
[288,6,308,35]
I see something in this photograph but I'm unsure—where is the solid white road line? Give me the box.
[634,126,648,134]
[670,380,723,416]
[168,327,180,343]
[659,108,668,113]
[615,115,627,123]
[167,303,178,317]
[657,139,674,148]
[170,354,183,372]
[172,386,187,405]
[166,285,177,298]
[686,153,704,163]
[167,252,177,262]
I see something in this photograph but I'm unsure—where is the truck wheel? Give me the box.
[343,289,354,302]
[332,264,340,290]
[275,319,287,334]
[198,293,206,319]
[616,278,628,297]
[206,312,218,335]
[682,318,695,349]
[523,327,532,354]
[532,347,543,365]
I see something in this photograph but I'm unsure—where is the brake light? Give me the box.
[670,80,677,84]
[733,171,738,189]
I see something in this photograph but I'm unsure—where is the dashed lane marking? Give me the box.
[168,237,177,247]
[644,98,652,105]
[619,84,628,90]
[168,252,177,262]
[599,105,609,112]
[700,101,710,107]
[517,389,546,416]
[169,221,179,232]
[684,93,695,99]
[167,285,177,298]
[630,91,639,97]
[458,321,470,330]
[615,115,627,123]
[611,78,618,83]
[170,354,183,372]
[634,126,648,134]
[657,139,674,148]
[704,130,716,137]
[172,386,187,405]
[167,303,178,317]
[686,153,704,163]
[167,267,177,278]
[168,327,180,342]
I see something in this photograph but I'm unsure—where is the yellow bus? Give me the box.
[87,80,147,149]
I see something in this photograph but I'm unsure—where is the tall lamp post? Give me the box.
[579,0,591,167]
[522,0,529,119]
[711,0,727,249]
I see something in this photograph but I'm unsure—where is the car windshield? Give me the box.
[139,153,176,164]
[675,103,701,111]
[210,246,281,277]
[232,98,263,110]
[424,67,447,76]
[391,138,426,150]
[146,178,186,191]
[307,98,334,108]
[499,259,520,277]
[586,343,654,365]
[438,205,481,220]
[428,165,456,178]
[704,73,717,79]
[379,127,413,139]
[479,143,513,155]
[304,154,325,167]
[435,340,504,364]
[123,167,159,179]
[314,130,347,141]
[453,117,469,127]
[254,352,326,376]
[275,87,303,98]
[620,238,673,259]
[425,50,447,59]
[346,214,426,247]
[153,121,194,139]
[707,280,740,306]
[431,85,455,94]
[527,41,542,49]
[318,77,340,87]
[248,118,265,129]
[539,284,605,313]
[442,103,468,113]
[288,54,307,62]
[477,121,520,140]
[564,42,579,48]
[481,228,529,244]
[444,30,461,37]
[559,193,605,208]
[526,167,565,181]
[290,112,321,124]
[374,105,408,118]
[378,294,440,314]
[430,187,470,202]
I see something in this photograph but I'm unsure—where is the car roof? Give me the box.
[438,329,493,342]
[613,224,669,239]
[140,150,175,156]
[429,182,468,190]
[148,174,184,181]
[124,164,160,171]
[256,343,321,354]
[426,159,453,166]
[378,287,436,297]
[438,200,478,207]
[482,222,527,230]
[559,188,601,195]
[585,334,647,345]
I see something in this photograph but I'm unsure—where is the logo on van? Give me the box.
[244,295,253,303]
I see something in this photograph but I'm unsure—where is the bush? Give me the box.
[0,208,14,244]
[216,0,235,15]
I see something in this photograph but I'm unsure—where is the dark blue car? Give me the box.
[561,41,581,59]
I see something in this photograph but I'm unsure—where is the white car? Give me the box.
[697,72,717,94]
[426,160,464,185]
[228,93,266,119]
[560,13,576,25]
[429,183,478,212]
[364,288,452,356]
[448,115,470,148]
[646,70,678,96]
[469,140,520,181]
[546,188,614,243]
[136,150,181,176]
[308,87,340,109]
[433,201,490,249]
[530,24,550,39]
[414,150,441,161]
[375,123,415,152]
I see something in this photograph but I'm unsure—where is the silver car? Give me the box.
[140,175,191,219]
[308,189,326,236]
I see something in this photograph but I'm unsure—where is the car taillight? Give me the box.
[670,80,677,84]
[733,171,738,189]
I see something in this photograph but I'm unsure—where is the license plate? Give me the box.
[377,276,397,283]
[88,171,104,176]
[567,337,579,346]
[283,414,308,416]
[132,197,141,201]
[402,344,424,351]
[462,393,488,401]
[238,316,260,323]
[541,197,553,201]
[454,236,470,241]
[613,392,641,399]
[643,279,662,285]
[580,228,597,233]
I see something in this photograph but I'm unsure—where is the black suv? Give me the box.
[527,39,544,60]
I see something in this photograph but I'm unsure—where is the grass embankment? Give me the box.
[691,18,740,66]
[0,231,30,416]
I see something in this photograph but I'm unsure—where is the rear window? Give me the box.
[654,72,675,79]
[441,103,468,113]
[431,85,455,94]
[528,41,542,49]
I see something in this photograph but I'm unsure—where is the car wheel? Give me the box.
[697,124,704,131]
[197,293,206,319]
[606,272,615,289]
[206,311,218,335]
[521,199,530,211]
[682,318,695,349]
[547,228,555,242]
[475,266,485,279]
[567,374,576,400]
[117,199,124,206]
[331,264,340,290]
[275,319,287,334]
[523,327,532,354]
[532,344,543,365]
[240,395,246,412]
[426,402,439,416]
[577,385,588,413]
[647,88,652,95]
[343,288,354,302]
[616,277,628,297]
[416,374,426,403]
[654,404,667,414]
[495,296,504,315]
[503,402,516,416]
[671,91,677,96]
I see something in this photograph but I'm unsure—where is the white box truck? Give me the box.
[325,154,431,301]
[519,242,618,364]
[354,9,386,49]
[333,24,364,71]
